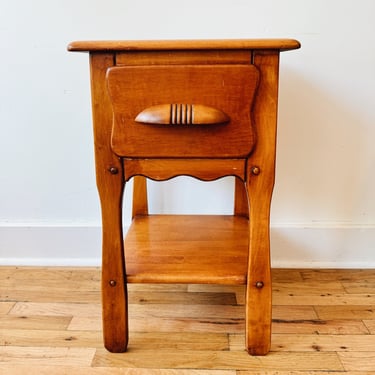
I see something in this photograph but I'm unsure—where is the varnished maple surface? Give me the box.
[68,38,301,52]
[107,64,258,158]
[1,267,375,373]
[125,215,249,284]
[69,38,300,354]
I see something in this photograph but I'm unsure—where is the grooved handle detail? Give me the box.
[135,104,230,125]
[171,104,193,125]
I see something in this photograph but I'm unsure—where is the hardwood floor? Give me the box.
[1,267,375,374]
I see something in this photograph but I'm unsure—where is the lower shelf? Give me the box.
[124,214,249,284]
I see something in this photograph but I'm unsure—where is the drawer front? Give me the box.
[107,64,259,158]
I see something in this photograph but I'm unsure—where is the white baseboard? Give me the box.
[0,224,374,268]
[270,225,375,268]
[0,225,102,267]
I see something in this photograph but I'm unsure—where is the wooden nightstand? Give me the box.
[68,39,300,355]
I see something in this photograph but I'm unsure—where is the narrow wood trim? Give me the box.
[123,158,246,182]
[68,39,301,52]
[116,50,252,66]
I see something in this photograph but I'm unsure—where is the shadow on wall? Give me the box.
[271,66,375,267]
[271,225,375,268]
[275,67,371,225]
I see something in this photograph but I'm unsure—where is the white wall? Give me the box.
[1,0,374,267]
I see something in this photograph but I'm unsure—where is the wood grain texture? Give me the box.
[67,38,301,52]
[243,51,280,355]
[116,50,252,66]
[131,176,148,219]
[124,215,249,284]
[134,103,230,125]
[124,159,246,182]
[107,64,258,158]
[70,39,299,356]
[89,54,128,353]
[1,267,375,374]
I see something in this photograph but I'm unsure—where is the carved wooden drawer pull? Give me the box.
[135,104,230,125]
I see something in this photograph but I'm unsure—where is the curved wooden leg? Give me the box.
[245,172,272,356]
[100,173,128,353]
[89,53,128,352]
[244,50,279,355]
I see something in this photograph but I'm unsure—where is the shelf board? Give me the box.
[124,215,249,284]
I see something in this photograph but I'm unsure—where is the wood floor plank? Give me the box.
[0,288,101,303]
[120,332,229,351]
[272,281,346,295]
[271,269,305,282]
[70,303,244,333]
[0,366,235,375]
[9,302,101,317]
[230,334,375,352]
[1,266,374,374]
[300,269,375,282]
[0,329,102,348]
[187,284,246,304]
[0,302,14,314]
[129,303,242,335]
[0,315,71,330]
[0,266,100,285]
[272,306,318,320]
[271,319,369,335]
[237,372,375,375]
[92,349,343,371]
[70,314,243,334]
[338,351,375,371]
[341,281,375,294]
[363,320,375,334]
[0,346,95,366]
[68,316,101,331]
[127,303,244,320]
[315,305,375,320]
[0,329,228,351]
[0,267,101,302]
[273,293,375,306]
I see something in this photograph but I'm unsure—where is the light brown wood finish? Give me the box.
[69,39,300,356]
[107,64,259,158]
[244,51,280,355]
[1,267,375,373]
[123,158,246,181]
[131,176,148,219]
[89,53,128,353]
[68,38,301,52]
[124,215,249,284]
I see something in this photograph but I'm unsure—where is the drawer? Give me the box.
[107,64,259,158]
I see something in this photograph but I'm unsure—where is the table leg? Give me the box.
[132,176,148,218]
[100,174,128,353]
[245,172,272,355]
[90,53,128,352]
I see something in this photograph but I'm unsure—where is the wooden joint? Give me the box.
[251,166,261,176]
[255,281,264,289]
